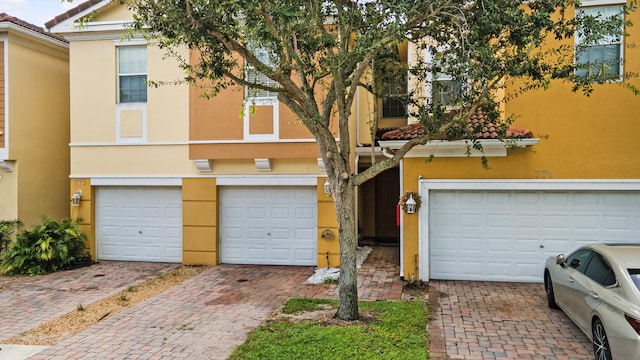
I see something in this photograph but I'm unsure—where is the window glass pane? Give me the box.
[432,79,463,107]
[382,76,407,118]
[575,5,623,79]
[584,253,616,286]
[566,248,592,273]
[118,46,147,103]
[246,68,278,98]
[119,75,147,103]
[629,269,640,292]
[383,98,406,118]
[119,46,146,74]
[576,44,621,79]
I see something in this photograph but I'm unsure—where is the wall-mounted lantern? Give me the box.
[321,228,335,240]
[405,194,417,214]
[399,191,421,214]
[71,190,83,207]
[323,179,331,197]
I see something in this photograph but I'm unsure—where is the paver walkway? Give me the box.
[0,246,402,359]
[428,280,593,360]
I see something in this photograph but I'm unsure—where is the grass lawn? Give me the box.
[228,298,429,360]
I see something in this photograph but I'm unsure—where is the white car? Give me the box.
[544,244,640,360]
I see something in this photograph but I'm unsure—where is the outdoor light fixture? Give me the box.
[405,193,417,214]
[71,190,83,207]
[323,179,331,197]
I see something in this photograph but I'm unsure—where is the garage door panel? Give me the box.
[272,248,291,261]
[248,247,267,261]
[220,186,317,265]
[272,207,290,219]
[488,263,510,277]
[487,238,511,253]
[428,189,640,282]
[97,187,182,263]
[295,228,314,242]
[604,215,632,231]
[487,214,510,228]
[514,263,539,278]
[296,207,314,220]
[460,214,483,228]
[248,207,267,219]
[271,228,290,239]
[460,261,484,276]
[543,215,570,229]
[294,250,314,264]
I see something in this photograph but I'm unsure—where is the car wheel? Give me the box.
[592,318,612,360]
[544,271,558,309]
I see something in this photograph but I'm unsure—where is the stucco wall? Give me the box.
[69,39,192,176]
[8,35,69,228]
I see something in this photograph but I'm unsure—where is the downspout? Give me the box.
[399,159,405,278]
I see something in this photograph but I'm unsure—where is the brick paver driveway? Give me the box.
[4,246,402,360]
[0,261,179,341]
[428,281,594,360]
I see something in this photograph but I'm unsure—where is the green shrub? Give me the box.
[0,219,23,259]
[1,217,88,275]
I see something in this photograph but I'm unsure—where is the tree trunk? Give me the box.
[334,183,359,320]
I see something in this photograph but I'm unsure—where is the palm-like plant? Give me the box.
[1,217,88,275]
[0,219,22,260]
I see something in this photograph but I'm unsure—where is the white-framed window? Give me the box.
[117,45,147,103]
[245,47,278,99]
[423,48,464,109]
[432,71,463,108]
[243,46,279,140]
[382,74,408,118]
[575,5,624,80]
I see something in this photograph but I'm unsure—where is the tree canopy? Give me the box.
[127,0,636,320]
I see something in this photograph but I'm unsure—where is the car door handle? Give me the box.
[568,277,574,283]
[589,291,599,299]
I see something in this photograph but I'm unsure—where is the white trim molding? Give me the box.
[89,177,182,186]
[116,103,147,144]
[379,138,539,158]
[216,175,318,186]
[417,179,640,280]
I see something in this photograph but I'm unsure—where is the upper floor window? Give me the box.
[575,5,624,81]
[382,75,408,118]
[432,71,463,108]
[245,47,278,99]
[118,46,147,103]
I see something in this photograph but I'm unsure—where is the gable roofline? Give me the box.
[0,13,68,46]
[46,0,119,33]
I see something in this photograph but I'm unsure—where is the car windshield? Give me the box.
[629,269,640,291]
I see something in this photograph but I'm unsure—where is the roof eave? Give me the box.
[0,22,68,48]
[46,0,115,33]
[378,138,540,158]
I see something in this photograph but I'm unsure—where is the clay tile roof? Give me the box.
[45,0,104,29]
[381,109,533,141]
[0,13,67,42]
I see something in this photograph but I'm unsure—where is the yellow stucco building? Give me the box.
[49,0,640,286]
[0,14,69,229]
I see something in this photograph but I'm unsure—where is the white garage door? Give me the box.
[220,186,317,265]
[96,187,182,263]
[428,190,640,282]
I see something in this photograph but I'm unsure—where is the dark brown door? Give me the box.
[375,168,400,240]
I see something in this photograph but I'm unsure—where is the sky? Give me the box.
[1,0,80,28]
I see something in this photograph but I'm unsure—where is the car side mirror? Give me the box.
[556,254,566,266]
